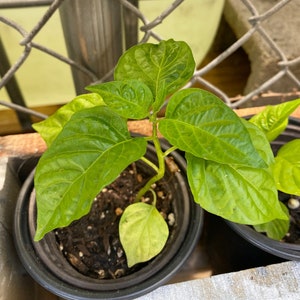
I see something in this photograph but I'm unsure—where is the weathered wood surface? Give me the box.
[138,261,300,300]
[1,106,300,158]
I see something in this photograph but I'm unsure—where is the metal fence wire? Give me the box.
[0,0,300,130]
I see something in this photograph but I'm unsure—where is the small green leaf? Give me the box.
[273,139,300,195]
[186,153,288,224]
[119,202,169,267]
[253,202,289,240]
[250,98,300,142]
[34,106,147,241]
[159,88,266,168]
[114,39,195,112]
[32,93,105,146]
[86,80,153,119]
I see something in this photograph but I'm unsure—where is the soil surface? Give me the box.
[55,162,176,280]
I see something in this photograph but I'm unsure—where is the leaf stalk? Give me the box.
[135,116,165,202]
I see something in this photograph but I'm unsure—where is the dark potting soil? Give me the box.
[55,162,176,280]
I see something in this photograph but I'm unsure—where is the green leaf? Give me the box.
[114,39,195,112]
[119,202,169,267]
[159,88,266,168]
[86,80,153,119]
[34,106,147,241]
[186,153,288,224]
[273,139,300,195]
[253,202,290,240]
[32,93,105,146]
[242,119,275,166]
[250,98,300,142]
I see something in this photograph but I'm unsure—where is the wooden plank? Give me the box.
[0,104,62,136]
[137,261,300,299]
[1,107,300,158]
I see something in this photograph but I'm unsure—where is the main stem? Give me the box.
[135,115,165,202]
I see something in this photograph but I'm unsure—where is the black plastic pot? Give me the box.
[227,117,300,261]
[14,142,204,300]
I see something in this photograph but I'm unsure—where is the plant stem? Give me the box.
[135,117,165,202]
[140,156,159,173]
[164,146,178,157]
[149,188,157,206]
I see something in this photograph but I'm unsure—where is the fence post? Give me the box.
[59,0,125,94]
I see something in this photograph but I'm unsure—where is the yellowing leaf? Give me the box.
[119,202,169,267]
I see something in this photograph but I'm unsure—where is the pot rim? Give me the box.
[226,221,300,261]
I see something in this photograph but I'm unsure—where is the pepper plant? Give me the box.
[33,39,300,267]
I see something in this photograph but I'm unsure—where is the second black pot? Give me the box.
[227,117,300,261]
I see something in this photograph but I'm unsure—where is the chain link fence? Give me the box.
[0,0,300,132]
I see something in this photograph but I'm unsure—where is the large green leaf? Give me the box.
[34,106,147,241]
[253,202,289,240]
[186,152,288,224]
[114,39,195,112]
[159,88,266,168]
[86,80,153,119]
[250,98,300,142]
[32,93,105,146]
[273,139,300,195]
[119,202,169,267]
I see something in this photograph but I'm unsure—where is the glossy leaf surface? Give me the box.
[159,89,266,168]
[32,93,105,146]
[250,98,300,142]
[186,116,287,225]
[86,80,153,119]
[119,202,169,267]
[273,139,300,195]
[34,106,147,240]
[186,153,287,224]
[114,39,195,112]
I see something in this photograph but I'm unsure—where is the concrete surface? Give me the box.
[138,261,300,300]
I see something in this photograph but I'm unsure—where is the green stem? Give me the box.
[135,117,165,202]
[149,188,157,206]
[163,146,178,157]
[140,156,159,173]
